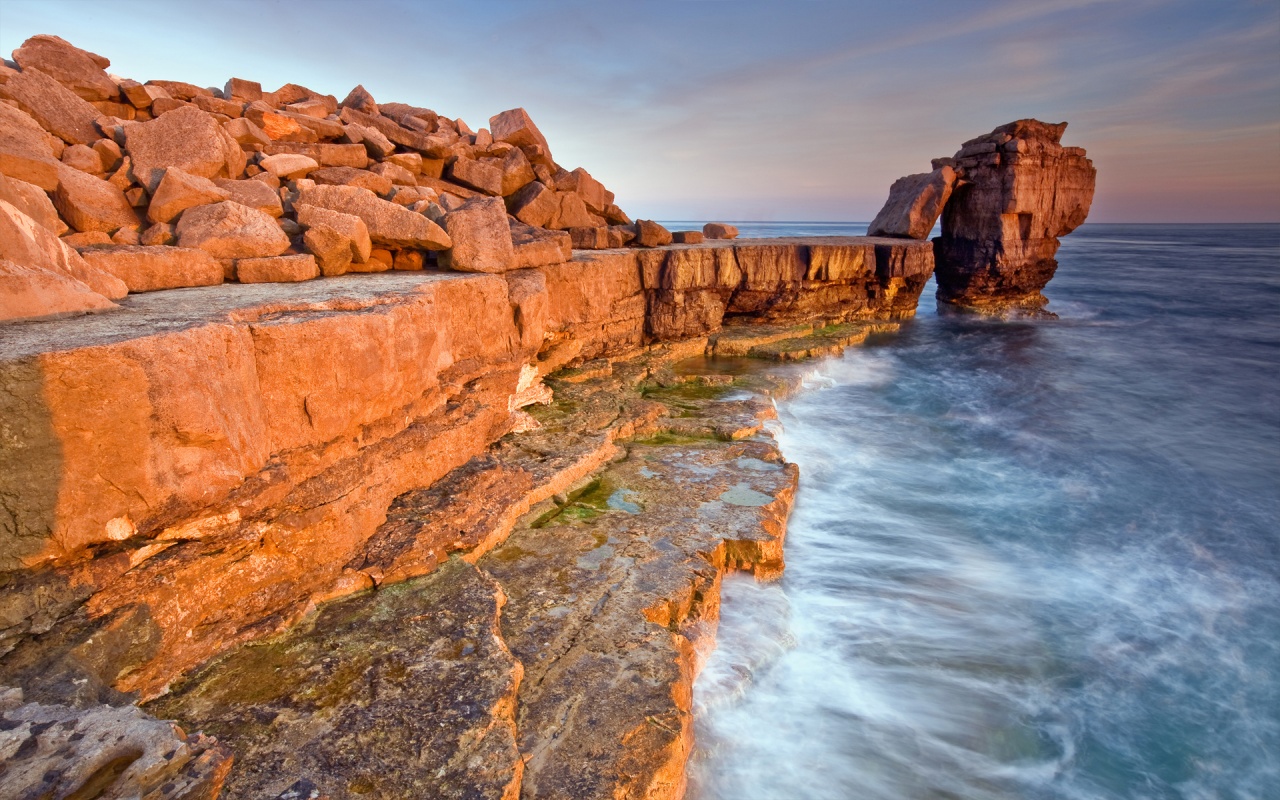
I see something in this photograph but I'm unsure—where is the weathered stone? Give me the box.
[0,103,62,190]
[448,155,503,195]
[392,249,425,271]
[0,66,103,144]
[60,143,103,174]
[214,177,283,218]
[259,153,318,180]
[11,35,116,102]
[222,116,270,147]
[441,196,515,273]
[146,80,214,102]
[510,220,572,268]
[489,107,552,164]
[702,222,738,240]
[934,119,1096,310]
[53,163,139,233]
[295,203,372,262]
[672,230,704,244]
[148,166,231,223]
[140,221,176,246]
[0,258,116,322]
[151,96,193,117]
[369,161,416,186]
[284,98,330,120]
[236,253,319,283]
[224,77,263,102]
[609,224,637,247]
[147,562,521,800]
[297,184,451,250]
[868,166,956,239]
[79,244,224,292]
[303,223,353,276]
[261,141,368,169]
[635,219,673,247]
[0,172,66,235]
[341,84,379,116]
[93,137,123,172]
[124,105,243,191]
[547,191,599,230]
[570,226,611,250]
[111,226,141,246]
[175,200,291,259]
[117,78,155,108]
[498,146,535,197]
[560,167,608,213]
[0,198,127,297]
[266,83,337,113]
[310,166,393,195]
[60,230,113,248]
[0,692,232,798]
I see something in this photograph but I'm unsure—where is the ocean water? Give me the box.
[687,223,1280,799]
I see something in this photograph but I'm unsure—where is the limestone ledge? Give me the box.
[0,236,931,797]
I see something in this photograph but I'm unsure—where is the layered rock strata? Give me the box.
[1,236,930,798]
[934,120,1096,310]
[867,119,1095,311]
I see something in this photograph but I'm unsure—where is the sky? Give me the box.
[2,0,1277,222]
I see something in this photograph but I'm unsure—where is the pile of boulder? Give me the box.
[0,34,737,323]
[868,118,1096,310]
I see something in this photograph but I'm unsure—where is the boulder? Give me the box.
[343,123,395,159]
[569,226,611,250]
[498,147,535,197]
[60,143,103,175]
[702,222,738,240]
[448,156,503,195]
[672,230,704,244]
[0,103,62,190]
[296,184,451,250]
[295,203,372,262]
[223,117,271,146]
[261,142,368,169]
[214,178,283,217]
[52,163,139,233]
[0,66,103,145]
[236,253,320,283]
[0,198,127,298]
[635,219,673,247]
[934,119,1096,310]
[259,153,318,180]
[0,173,67,235]
[124,105,243,191]
[311,166,392,195]
[440,196,515,273]
[489,107,552,164]
[224,77,263,103]
[175,200,291,259]
[78,244,223,291]
[868,166,956,239]
[148,166,231,223]
[506,181,558,228]
[341,84,379,116]
[93,138,123,172]
[303,223,354,276]
[140,222,176,245]
[369,161,417,187]
[546,192,598,230]
[146,80,213,101]
[510,220,571,268]
[0,258,116,322]
[11,35,117,102]
[561,167,609,213]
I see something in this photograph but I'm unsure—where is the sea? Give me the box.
[660,222,1280,800]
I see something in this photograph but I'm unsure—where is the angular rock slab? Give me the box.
[147,560,523,800]
[867,165,956,239]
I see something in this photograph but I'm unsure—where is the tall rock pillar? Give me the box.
[933,119,1096,311]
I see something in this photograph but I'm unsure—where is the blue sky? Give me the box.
[2,0,1277,222]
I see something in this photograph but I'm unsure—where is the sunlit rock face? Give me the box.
[933,119,1096,311]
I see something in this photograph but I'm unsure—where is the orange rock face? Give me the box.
[934,119,1096,310]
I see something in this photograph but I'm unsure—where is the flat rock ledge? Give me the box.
[0,236,928,799]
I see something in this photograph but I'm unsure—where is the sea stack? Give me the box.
[932,119,1096,311]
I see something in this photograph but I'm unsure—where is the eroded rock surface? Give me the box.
[934,119,1096,310]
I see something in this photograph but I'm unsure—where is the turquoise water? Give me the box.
[689,224,1280,799]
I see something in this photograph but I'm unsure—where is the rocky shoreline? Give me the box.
[0,35,1093,799]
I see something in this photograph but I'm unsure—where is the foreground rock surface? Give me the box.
[933,119,1096,310]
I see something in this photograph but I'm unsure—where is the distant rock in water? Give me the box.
[933,119,1096,311]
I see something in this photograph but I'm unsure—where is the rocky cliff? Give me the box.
[0,33,1089,800]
